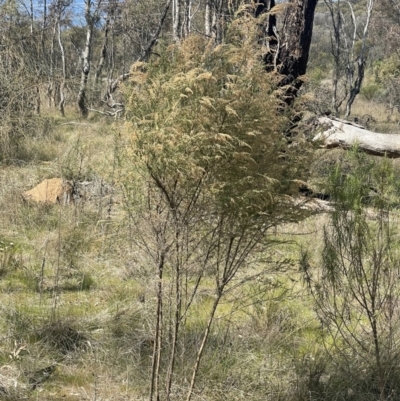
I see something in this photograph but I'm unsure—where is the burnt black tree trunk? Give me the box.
[258,0,319,104]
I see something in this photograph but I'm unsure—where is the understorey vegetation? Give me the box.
[2,1,400,401]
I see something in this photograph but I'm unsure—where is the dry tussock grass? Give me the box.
[0,111,320,399]
[2,98,396,400]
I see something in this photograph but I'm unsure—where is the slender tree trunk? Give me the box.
[166,241,182,401]
[28,7,41,115]
[344,57,365,117]
[325,0,346,114]
[172,0,181,42]
[344,0,374,117]
[214,0,225,44]
[41,0,46,58]
[150,253,165,401]
[185,292,223,401]
[58,21,66,116]
[77,0,96,118]
[48,24,56,108]
[205,0,211,36]
[95,18,110,86]
[30,0,34,34]
[182,0,191,38]
[35,85,41,114]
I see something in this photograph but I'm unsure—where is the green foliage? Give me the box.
[0,114,58,164]
[303,148,400,401]
[375,54,400,80]
[61,226,91,270]
[360,82,381,101]
[308,67,328,85]
[372,55,400,113]
[61,138,95,182]
[60,272,95,292]
[0,238,20,277]
[0,5,59,164]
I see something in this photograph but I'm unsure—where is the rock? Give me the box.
[22,178,73,205]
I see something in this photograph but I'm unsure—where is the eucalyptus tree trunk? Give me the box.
[77,0,99,118]
[30,0,34,34]
[181,0,191,37]
[203,0,230,43]
[214,0,226,43]
[277,0,318,100]
[172,0,181,42]
[205,0,211,36]
[344,0,374,117]
[95,18,110,87]
[173,0,193,41]
[41,0,47,57]
[47,24,56,108]
[58,21,66,116]
[260,0,318,104]
[325,0,347,114]
[35,85,41,115]
[28,3,41,115]
[324,0,374,117]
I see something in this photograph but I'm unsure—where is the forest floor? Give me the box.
[0,97,398,401]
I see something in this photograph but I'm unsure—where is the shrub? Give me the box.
[121,11,312,401]
[303,149,400,401]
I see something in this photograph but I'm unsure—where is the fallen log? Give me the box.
[314,117,400,158]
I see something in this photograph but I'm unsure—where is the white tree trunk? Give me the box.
[58,21,66,116]
[77,0,98,118]
[344,0,374,118]
[172,0,181,42]
[77,23,92,117]
[182,0,191,37]
[205,0,211,36]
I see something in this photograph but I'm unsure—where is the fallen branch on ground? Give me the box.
[314,116,400,158]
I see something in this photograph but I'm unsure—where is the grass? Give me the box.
[0,110,315,398]
[2,102,400,400]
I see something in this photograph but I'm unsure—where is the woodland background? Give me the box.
[2,0,400,400]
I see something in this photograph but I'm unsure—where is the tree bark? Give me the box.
[181,0,191,38]
[77,0,98,118]
[205,0,212,36]
[344,0,374,118]
[172,0,181,42]
[47,24,56,108]
[325,0,346,115]
[261,0,318,104]
[30,0,34,34]
[214,0,226,44]
[41,0,47,62]
[94,18,110,86]
[58,21,66,116]
[315,117,400,158]
[277,0,318,98]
